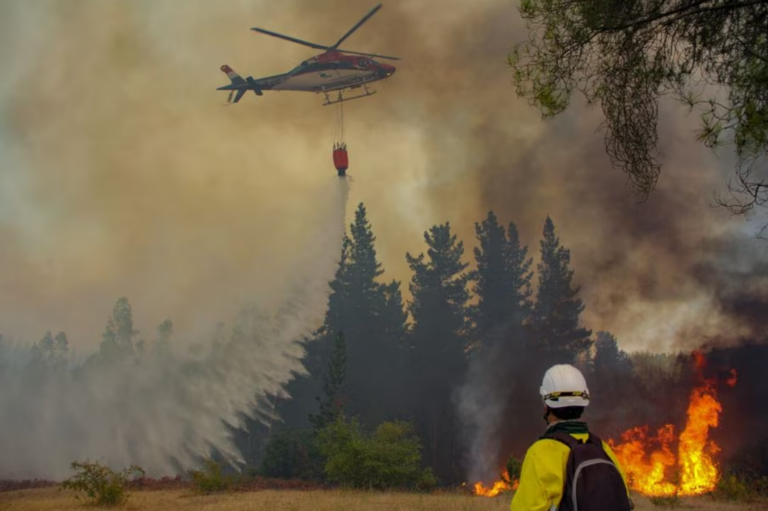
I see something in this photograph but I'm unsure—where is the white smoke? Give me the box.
[0,179,348,480]
[456,338,517,484]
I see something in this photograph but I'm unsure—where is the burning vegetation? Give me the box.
[472,469,518,497]
[609,351,738,497]
[470,351,741,498]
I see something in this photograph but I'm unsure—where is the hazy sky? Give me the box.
[1,0,766,354]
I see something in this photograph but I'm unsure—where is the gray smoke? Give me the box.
[456,341,516,483]
[0,179,348,480]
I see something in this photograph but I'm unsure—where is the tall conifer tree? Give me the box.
[530,217,592,362]
[406,222,470,483]
[470,211,533,351]
[99,297,139,363]
[280,204,408,428]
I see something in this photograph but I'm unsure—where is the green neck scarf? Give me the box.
[543,420,589,437]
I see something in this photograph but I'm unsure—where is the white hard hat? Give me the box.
[540,364,590,408]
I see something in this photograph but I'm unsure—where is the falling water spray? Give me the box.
[0,179,349,480]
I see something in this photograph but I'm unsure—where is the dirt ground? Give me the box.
[1,488,767,511]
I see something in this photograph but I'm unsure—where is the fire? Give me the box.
[472,469,519,497]
[609,424,678,496]
[609,352,737,497]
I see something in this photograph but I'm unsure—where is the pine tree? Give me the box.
[460,213,534,483]
[310,332,347,431]
[470,211,533,352]
[530,217,592,362]
[406,222,470,483]
[28,331,69,376]
[276,240,351,430]
[381,280,409,345]
[590,331,635,436]
[279,205,408,429]
[593,331,632,378]
[152,319,174,356]
[99,297,139,363]
[317,203,405,426]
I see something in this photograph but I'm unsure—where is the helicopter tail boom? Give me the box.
[218,65,268,104]
[220,65,246,86]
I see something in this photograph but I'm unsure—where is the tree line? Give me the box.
[262,204,684,484]
[0,203,694,486]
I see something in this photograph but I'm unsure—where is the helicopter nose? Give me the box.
[379,63,396,77]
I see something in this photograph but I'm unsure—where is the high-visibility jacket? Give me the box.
[509,431,631,511]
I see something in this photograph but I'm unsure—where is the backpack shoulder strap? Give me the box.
[540,430,584,449]
[586,431,603,446]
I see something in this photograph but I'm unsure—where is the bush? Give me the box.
[649,494,681,508]
[190,458,234,494]
[316,416,438,490]
[711,469,768,502]
[60,459,144,506]
[260,428,324,480]
[506,455,522,482]
[714,472,753,501]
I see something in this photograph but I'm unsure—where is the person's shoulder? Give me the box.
[526,435,572,456]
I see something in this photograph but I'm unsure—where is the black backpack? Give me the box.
[540,430,632,511]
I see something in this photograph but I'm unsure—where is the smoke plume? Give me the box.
[2,0,768,483]
[0,178,347,479]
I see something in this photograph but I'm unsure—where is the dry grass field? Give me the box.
[1,488,767,511]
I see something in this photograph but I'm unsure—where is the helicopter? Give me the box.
[217,3,398,107]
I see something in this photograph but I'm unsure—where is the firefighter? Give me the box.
[510,364,635,511]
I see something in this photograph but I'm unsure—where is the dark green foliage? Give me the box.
[506,454,523,481]
[259,429,323,480]
[382,279,409,346]
[529,217,592,363]
[712,468,768,502]
[714,471,754,502]
[60,460,144,506]
[99,297,139,363]
[190,458,234,494]
[305,203,408,428]
[316,415,437,490]
[593,331,632,376]
[510,0,768,215]
[588,331,636,436]
[592,331,633,399]
[407,223,470,341]
[649,494,682,508]
[470,211,533,352]
[406,222,470,483]
[28,331,69,375]
[310,332,347,432]
[152,319,173,356]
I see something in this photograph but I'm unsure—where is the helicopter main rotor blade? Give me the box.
[250,27,329,50]
[330,3,382,50]
[337,48,400,60]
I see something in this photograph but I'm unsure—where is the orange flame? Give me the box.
[609,424,678,496]
[472,469,519,497]
[609,352,734,496]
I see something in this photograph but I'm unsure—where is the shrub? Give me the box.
[190,458,234,494]
[506,455,522,482]
[316,415,438,490]
[60,459,144,506]
[714,472,754,502]
[649,494,681,508]
[260,428,324,480]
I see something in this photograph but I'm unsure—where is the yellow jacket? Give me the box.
[509,431,630,511]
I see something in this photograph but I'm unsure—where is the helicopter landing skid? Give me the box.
[322,85,377,106]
